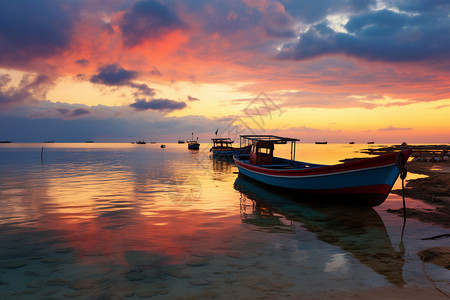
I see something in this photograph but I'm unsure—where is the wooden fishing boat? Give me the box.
[187,132,200,150]
[233,135,411,206]
[210,138,251,156]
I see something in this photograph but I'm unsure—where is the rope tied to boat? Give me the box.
[396,151,409,219]
[395,151,408,180]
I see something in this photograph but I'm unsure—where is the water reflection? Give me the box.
[210,155,234,171]
[234,175,405,286]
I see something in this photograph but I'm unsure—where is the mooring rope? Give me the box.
[395,151,408,217]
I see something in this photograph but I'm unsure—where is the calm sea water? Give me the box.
[0,143,448,299]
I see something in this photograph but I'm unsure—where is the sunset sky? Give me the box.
[0,0,449,143]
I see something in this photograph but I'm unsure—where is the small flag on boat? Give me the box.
[215,129,218,136]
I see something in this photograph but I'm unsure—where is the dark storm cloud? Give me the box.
[129,98,187,111]
[0,0,77,65]
[119,0,186,47]
[278,6,450,62]
[90,64,138,86]
[0,73,52,110]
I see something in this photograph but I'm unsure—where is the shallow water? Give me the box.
[0,143,448,299]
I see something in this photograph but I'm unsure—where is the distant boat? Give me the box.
[368,141,375,144]
[0,140,12,143]
[187,132,200,150]
[349,141,355,144]
[315,141,327,144]
[136,140,146,144]
[85,141,93,143]
[150,141,156,144]
[177,139,185,144]
[44,141,55,143]
[210,137,251,156]
[160,144,166,148]
[233,135,411,206]
[188,141,199,150]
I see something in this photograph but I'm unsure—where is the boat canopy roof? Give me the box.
[211,137,234,143]
[240,135,299,162]
[240,135,299,144]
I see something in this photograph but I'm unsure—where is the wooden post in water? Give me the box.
[41,147,44,164]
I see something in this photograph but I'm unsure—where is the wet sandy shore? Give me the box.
[389,160,450,294]
[363,144,450,291]
[390,161,450,229]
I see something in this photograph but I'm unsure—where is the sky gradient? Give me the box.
[1,0,449,143]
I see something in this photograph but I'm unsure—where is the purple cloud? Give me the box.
[187,95,199,101]
[130,83,156,97]
[30,107,90,119]
[91,64,138,86]
[0,0,78,65]
[129,98,187,112]
[278,6,450,62]
[0,73,52,110]
[150,66,162,76]
[76,59,89,66]
[119,0,186,47]
[90,64,156,97]
[263,2,296,38]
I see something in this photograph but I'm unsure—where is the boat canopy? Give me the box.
[211,138,234,148]
[239,135,300,164]
[239,135,299,144]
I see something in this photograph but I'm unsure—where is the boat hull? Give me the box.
[210,145,251,156]
[188,144,200,150]
[233,149,411,206]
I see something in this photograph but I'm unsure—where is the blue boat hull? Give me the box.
[233,150,411,206]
